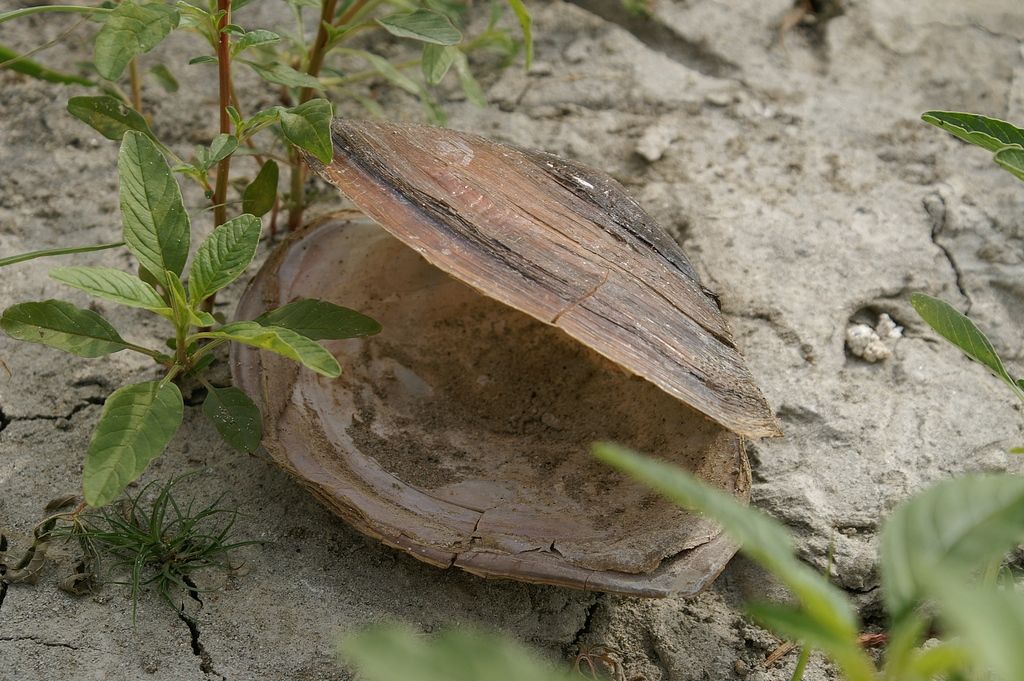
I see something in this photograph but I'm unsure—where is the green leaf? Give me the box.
[747,603,870,680]
[195,133,238,170]
[452,51,485,107]
[993,145,1024,182]
[189,55,217,65]
[93,1,180,80]
[0,44,94,85]
[237,106,281,140]
[202,386,262,452]
[346,49,420,94]
[922,111,1024,153]
[67,95,156,142]
[910,293,1015,389]
[118,131,191,283]
[879,474,1024,619]
[0,241,124,269]
[592,444,861,641]
[231,29,280,57]
[242,160,278,217]
[376,9,462,45]
[83,380,183,507]
[188,214,262,303]
[930,574,1024,681]
[149,63,179,92]
[245,60,323,90]
[421,44,456,85]
[340,625,579,681]
[506,0,533,68]
[0,300,128,358]
[279,99,333,164]
[203,322,341,377]
[256,299,380,340]
[50,266,169,314]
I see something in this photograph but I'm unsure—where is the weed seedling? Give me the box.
[67,475,256,620]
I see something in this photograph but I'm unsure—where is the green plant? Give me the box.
[0,0,532,234]
[1,476,256,622]
[916,111,1024,447]
[1,130,381,507]
[58,474,257,619]
[0,0,533,509]
[332,444,1024,680]
[594,443,1024,681]
[922,111,1024,182]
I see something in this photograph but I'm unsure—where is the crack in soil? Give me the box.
[923,193,971,310]
[0,635,80,651]
[570,594,603,651]
[3,396,105,427]
[175,575,224,679]
[176,609,224,680]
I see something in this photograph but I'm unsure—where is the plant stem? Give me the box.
[287,0,339,232]
[212,0,233,230]
[128,58,143,113]
[0,5,109,25]
[333,0,372,27]
[790,647,810,681]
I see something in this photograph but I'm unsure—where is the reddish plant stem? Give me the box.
[128,58,143,113]
[287,0,340,232]
[213,0,232,230]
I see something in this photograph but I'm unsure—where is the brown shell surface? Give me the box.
[302,119,781,440]
[231,219,753,596]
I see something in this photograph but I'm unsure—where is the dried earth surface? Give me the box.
[2,0,1024,679]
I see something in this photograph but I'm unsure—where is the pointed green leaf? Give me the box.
[149,63,179,92]
[93,1,180,80]
[237,106,281,140]
[280,99,333,164]
[0,241,124,269]
[421,44,456,85]
[910,293,1014,389]
[189,55,218,65]
[1,300,129,357]
[922,111,1024,153]
[256,299,380,340]
[376,9,462,45]
[203,386,262,452]
[0,44,94,85]
[242,160,278,217]
[83,380,183,507]
[452,51,485,107]
[931,574,1024,681]
[230,29,280,57]
[204,321,340,376]
[204,133,238,168]
[341,625,579,681]
[993,145,1024,182]
[67,95,156,141]
[118,131,191,283]
[346,49,420,94]
[244,60,323,90]
[50,266,169,313]
[880,474,1024,619]
[189,214,262,303]
[746,603,869,680]
[592,444,860,640]
[506,0,533,68]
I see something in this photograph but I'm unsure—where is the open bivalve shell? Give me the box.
[230,120,781,597]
